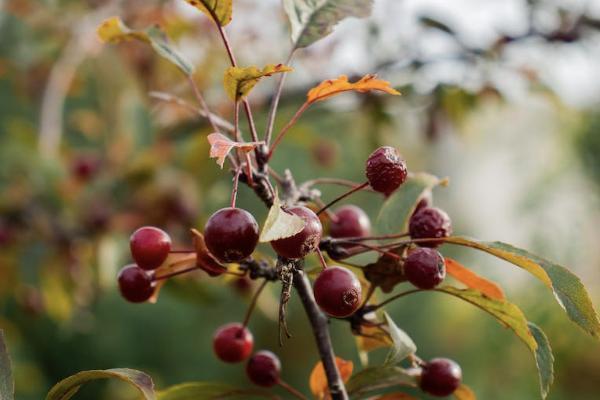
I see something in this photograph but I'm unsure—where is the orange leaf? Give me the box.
[445,258,505,300]
[375,393,419,400]
[307,74,400,104]
[309,357,353,400]
[191,228,227,276]
[207,133,264,168]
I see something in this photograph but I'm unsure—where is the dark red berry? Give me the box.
[204,207,259,263]
[271,206,322,259]
[117,265,155,303]
[420,358,462,397]
[213,323,254,363]
[130,226,171,270]
[246,350,281,387]
[409,207,452,247]
[71,155,100,181]
[365,146,408,195]
[404,248,446,289]
[329,205,371,240]
[314,266,362,317]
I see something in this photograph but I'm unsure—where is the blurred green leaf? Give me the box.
[46,368,155,400]
[146,26,194,76]
[376,173,443,235]
[0,330,14,400]
[383,312,417,365]
[346,365,416,398]
[283,0,373,49]
[441,237,600,339]
[157,382,275,399]
[528,322,554,399]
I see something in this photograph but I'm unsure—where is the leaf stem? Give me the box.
[316,247,328,270]
[316,182,369,215]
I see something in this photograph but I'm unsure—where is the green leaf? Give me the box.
[146,26,194,76]
[383,312,417,365]
[0,330,14,400]
[435,287,555,399]
[46,369,155,400]
[223,64,293,101]
[182,0,233,26]
[346,365,416,398]
[283,0,373,49]
[528,322,554,399]
[157,382,275,399]
[441,237,600,339]
[376,173,444,235]
[97,17,194,76]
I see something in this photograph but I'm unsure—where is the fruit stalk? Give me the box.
[293,267,349,400]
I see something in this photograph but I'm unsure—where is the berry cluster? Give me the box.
[116,145,464,397]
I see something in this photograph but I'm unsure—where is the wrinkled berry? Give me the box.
[404,248,446,289]
[409,207,452,247]
[365,146,408,195]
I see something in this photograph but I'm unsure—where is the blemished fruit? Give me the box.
[117,265,155,303]
[404,248,446,289]
[271,206,322,259]
[409,206,452,247]
[130,226,172,270]
[204,207,259,263]
[329,205,371,240]
[314,266,362,317]
[246,350,281,387]
[213,323,254,363]
[419,358,462,397]
[365,146,408,195]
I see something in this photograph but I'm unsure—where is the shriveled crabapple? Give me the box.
[404,247,446,289]
[117,265,155,303]
[271,206,322,259]
[213,323,254,363]
[409,206,452,247]
[204,207,259,263]
[314,266,362,317]
[246,350,281,387]
[365,146,408,195]
[420,358,462,397]
[130,226,171,270]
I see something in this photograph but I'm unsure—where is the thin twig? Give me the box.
[268,102,310,160]
[279,380,308,400]
[230,169,241,208]
[370,289,423,311]
[265,51,296,145]
[187,75,220,134]
[316,182,369,215]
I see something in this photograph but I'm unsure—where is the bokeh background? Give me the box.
[1,0,600,399]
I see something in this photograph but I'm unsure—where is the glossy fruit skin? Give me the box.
[314,266,362,317]
[365,146,408,195]
[329,205,371,240]
[271,206,322,259]
[117,265,155,303]
[420,358,462,397]
[130,226,171,270]
[409,207,452,247]
[404,248,446,289]
[204,207,259,263]
[246,350,281,387]
[213,323,254,363]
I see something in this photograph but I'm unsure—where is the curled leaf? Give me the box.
[383,312,417,365]
[182,0,233,26]
[207,133,264,168]
[259,196,305,242]
[224,64,293,101]
[97,16,149,43]
[307,74,400,104]
[309,357,353,400]
[191,229,227,275]
[445,258,505,300]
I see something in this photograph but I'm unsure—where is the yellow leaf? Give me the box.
[445,258,505,300]
[97,16,149,44]
[309,357,353,400]
[182,0,233,26]
[454,384,477,400]
[307,74,400,104]
[223,64,293,101]
[356,324,393,353]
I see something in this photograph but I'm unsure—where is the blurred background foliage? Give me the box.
[0,0,599,399]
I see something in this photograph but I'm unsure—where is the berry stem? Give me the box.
[370,289,423,311]
[265,50,296,146]
[316,182,369,216]
[267,102,310,160]
[302,178,376,191]
[168,250,195,254]
[154,265,200,281]
[330,232,410,243]
[361,284,376,308]
[316,247,328,270]
[242,279,268,329]
[279,380,308,400]
[293,267,349,400]
[336,241,402,260]
[230,169,241,208]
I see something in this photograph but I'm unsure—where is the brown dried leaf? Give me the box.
[207,133,264,168]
